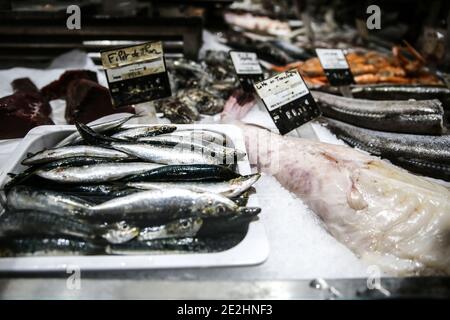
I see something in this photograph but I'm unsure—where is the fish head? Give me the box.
[102,221,140,244]
[166,217,203,236]
[199,193,241,217]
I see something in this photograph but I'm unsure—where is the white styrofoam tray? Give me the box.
[0,123,269,272]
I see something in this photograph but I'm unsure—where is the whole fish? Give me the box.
[0,237,104,257]
[349,84,450,108]
[22,145,131,165]
[137,135,246,161]
[123,164,240,182]
[6,186,93,216]
[109,142,228,165]
[324,118,450,180]
[4,157,124,190]
[36,162,163,184]
[111,125,176,140]
[75,122,228,165]
[54,114,136,148]
[237,122,450,276]
[127,173,260,198]
[87,188,261,222]
[0,211,138,244]
[311,90,445,134]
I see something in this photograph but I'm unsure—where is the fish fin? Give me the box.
[7,173,17,178]
[26,152,35,158]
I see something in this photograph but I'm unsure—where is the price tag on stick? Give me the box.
[254,69,321,135]
[101,41,171,107]
[230,51,264,92]
[315,48,354,87]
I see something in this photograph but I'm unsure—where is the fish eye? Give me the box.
[217,205,226,214]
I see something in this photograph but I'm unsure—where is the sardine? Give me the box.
[123,164,240,182]
[111,125,176,140]
[54,114,136,148]
[324,118,450,180]
[75,122,229,165]
[6,186,93,216]
[22,145,131,165]
[0,237,104,257]
[237,122,450,276]
[311,91,445,134]
[36,162,163,184]
[109,142,227,165]
[87,188,261,222]
[137,135,246,161]
[127,173,260,198]
[166,129,228,146]
[0,211,138,244]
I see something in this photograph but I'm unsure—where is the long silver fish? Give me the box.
[127,173,260,198]
[137,135,246,161]
[88,188,260,222]
[0,211,138,244]
[111,125,177,140]
[137,217,203,241]
[168,129,228,145]
[6,186,93,216]
[311,90,445,134]
[36,162,163,183]
[109,142,226,165]
[22,145,131,165]
[54,114,136,148]
[324,118,450,181]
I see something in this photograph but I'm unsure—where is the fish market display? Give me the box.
[235,122,450,276]
[311,91,445,135]
[323,118,450,181]
[0,116,259,257]
[224,12,291,37]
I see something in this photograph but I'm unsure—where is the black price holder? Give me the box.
[254,69,321,135]
[229,51,264,92]
[101,41,171,107]
[315,48,354,87]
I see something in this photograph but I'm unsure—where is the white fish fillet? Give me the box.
[240,123,450,276]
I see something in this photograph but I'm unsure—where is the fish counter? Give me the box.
[2,8,450,299]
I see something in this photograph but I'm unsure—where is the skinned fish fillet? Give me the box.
[240,123,450,276]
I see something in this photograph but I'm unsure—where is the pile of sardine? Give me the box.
[0,115,261,257]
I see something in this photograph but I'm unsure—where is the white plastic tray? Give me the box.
[0,123,269,272]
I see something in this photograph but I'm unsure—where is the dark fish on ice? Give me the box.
[323,118,450,181]
[312,90,445,135]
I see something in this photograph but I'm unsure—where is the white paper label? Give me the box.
[106,58,165,83]
[254,70,309,111]
[230,51,263,75]
[316,49,349,70]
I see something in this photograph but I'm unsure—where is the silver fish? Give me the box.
[311,90,445,135]
[6,186,92,216]
[138,135,246,161]
[88,188,260,222]
[36,162,163,183]
[0,211,138,244]
[137,217,203,241]
[112,125,177,140]
[54,114,135,148]
[169,129,228,145]
[22,145,131,165]
[127,173,260,198]
[110,142,225,165]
